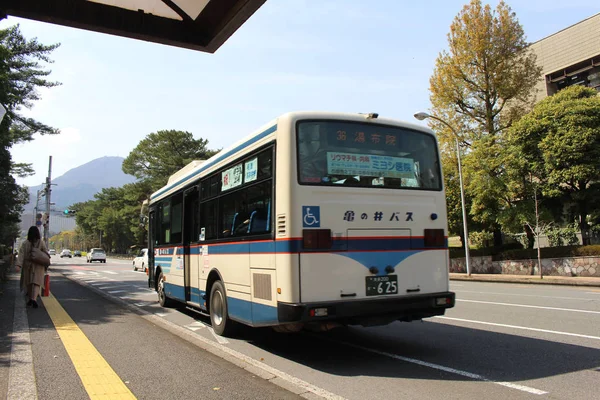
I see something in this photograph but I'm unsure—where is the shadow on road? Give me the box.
[230,317,600,384]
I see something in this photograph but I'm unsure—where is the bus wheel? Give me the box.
[158,272,174,307]
[210,280,235,336]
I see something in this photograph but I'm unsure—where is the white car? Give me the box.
[133,248,148,272]
[60,249,72,258]
[49,249,56,256]
[87,248,106,263]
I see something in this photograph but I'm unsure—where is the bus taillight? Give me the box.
[424,229,445,247]
[303,229,332,250]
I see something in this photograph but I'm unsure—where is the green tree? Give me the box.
[508,85,600,244]
[122,130,219,191]
[0,25,60,246]
[71,180,154,252]
[428,0,542,244]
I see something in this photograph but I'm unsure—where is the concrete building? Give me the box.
[530,13,600,102]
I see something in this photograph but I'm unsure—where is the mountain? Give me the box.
[26,156,136,210]
[20,156,137,234]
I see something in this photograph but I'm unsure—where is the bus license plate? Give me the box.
[366,275,398,296]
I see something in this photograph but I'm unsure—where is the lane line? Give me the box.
[108,290,127,294]
[7,294,38,400]
[327,338,547,395]
[435,316,600,341]
[457,289,600,302]
[41,293,136,399]
[100,271,119,275]
[457,299,600,315]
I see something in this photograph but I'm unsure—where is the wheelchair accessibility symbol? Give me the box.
[302,206,320,228]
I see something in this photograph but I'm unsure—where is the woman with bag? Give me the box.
[16,226,51,308]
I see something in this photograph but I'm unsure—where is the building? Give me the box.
[530,13,600,102]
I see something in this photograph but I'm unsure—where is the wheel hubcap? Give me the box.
[212,290,224,326]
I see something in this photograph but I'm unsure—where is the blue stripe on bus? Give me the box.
[337,250,423,275]
[185,237,447,254]
[164,283,277,325]
[151,124,277,200]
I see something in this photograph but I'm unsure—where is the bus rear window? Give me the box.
[297,121,442,190]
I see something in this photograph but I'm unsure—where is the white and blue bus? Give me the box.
[147,111,455,336]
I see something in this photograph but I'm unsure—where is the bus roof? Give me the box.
[149,111,435,203]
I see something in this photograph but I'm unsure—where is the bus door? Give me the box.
[148,210,156,288]
[183,187,199,303]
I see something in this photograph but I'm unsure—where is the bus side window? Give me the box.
[249,204,270,234]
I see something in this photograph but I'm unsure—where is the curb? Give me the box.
[450,275,600,287]
[57,271,343,400]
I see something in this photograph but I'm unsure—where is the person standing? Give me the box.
[16,226,49,308]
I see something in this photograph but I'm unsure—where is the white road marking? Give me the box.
[134,303,148,307]
[97,286,120,290]
[156,313,168,317]
[331,339,547,395]
[100,271,118,275]
[457,299,600,315]
[436,316,600,341]
[457,289,600,302]
[108,290,127,294]
[208,327,229,344]
[585,292,600,295]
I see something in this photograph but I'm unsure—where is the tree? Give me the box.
[508,85,600,244]
[71,180,154,252]
[429,0,542,243]
[0,25,60,246]
[122,130,219,191]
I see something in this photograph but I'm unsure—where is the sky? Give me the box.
[5,0,600,187]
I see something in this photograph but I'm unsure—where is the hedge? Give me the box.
[450,244,600,261]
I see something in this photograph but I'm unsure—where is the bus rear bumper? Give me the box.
[277,292,455,326]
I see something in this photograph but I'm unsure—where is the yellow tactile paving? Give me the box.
[42,293,136,399]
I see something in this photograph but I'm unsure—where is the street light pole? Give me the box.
[414,112,471,276]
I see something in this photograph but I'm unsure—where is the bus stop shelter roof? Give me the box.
[1,0,266,53]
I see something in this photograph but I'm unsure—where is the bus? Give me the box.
[147,111,455,336]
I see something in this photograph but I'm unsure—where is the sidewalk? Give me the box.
[450,273,600,287]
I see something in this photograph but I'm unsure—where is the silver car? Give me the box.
[87,248,106,263]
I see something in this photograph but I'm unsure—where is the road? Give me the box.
[18,256,600,399]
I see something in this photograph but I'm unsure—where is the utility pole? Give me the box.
[43,156,53,247]
[33,189,41,226]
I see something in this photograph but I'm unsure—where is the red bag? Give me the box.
[42,274,50,297]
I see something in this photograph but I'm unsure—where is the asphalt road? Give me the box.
[41,256,600,399]
[22,256,301,400]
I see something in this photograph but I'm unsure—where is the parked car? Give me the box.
[60,249,72,258]
[73,250,82,257]
[49,249,56,256]
[133,248,148,272]
[87,248,106,263]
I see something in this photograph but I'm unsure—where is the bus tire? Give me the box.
[158,272,175,307]
[210,280,235,336]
